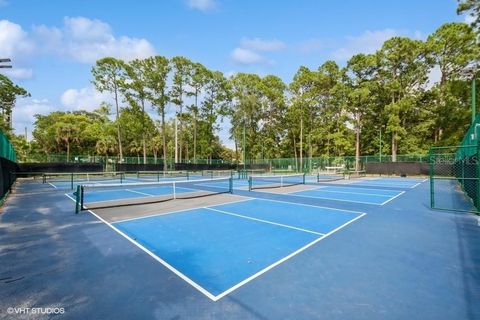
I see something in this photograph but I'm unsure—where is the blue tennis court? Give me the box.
[349,177,426,189]
[111,198,365,300]
[287,185,404,205]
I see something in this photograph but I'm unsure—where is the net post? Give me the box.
[157,171,160,182]
[248,177,252,191]
[173,181,177,200]
[429,148,435,208]
[136,171,140,179]
[75,185,81,214]
[187,171,190,180]
[303,173,306,184]
[120,172,123,184]
[317,172,319,183]
[42,173,46,184]
[70,172,74,189]
[229,177,233,193]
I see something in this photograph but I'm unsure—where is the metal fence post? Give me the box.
[429,148,435,209]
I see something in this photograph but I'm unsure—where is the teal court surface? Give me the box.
[110,198,364,300]
[1,174,479,319]
[286,185,404,205]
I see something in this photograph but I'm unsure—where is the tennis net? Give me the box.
[201,170,235,178]
[75,177,233,213]
[317,171,345,182]
[43,171,124,188]
[131,170,189,182]
[248,173,305,191]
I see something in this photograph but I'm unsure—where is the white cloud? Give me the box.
[465,14,475,25]
[230,37,284,65]
[61,87,112,112]
[12,98,56,138]
[186,0,217,12]
[427,65,441,89]
[0,20,34,57]
[0,17,157,79]
[331,29,401,60]
[231,48,265,64]
[34,17,156,63]
[240,37,286,52]
[0,20,35,79]
[1,68,33,80]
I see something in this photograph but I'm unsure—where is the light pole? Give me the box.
[472,75,478,124]
[243,118,246,171]
[379,127,382,163]
[0,58,12,69]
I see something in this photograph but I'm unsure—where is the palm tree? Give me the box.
[149,135,163,164]
[129,141,143,164]
[55,123,80,162]
[96,137,118,171]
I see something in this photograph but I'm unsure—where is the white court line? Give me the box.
[292,188,393,198]
[213,211,367,301]
[380,191,406,206]
[410,183,421,189]
[64,194,218,301]
[113,197,253,224]
[205,207,324,236]
[322,185,404,193]
[244,197,366,215]
[65,193,366,301]
[125,189,154,197]
[48,182,58,189]
[353,182,417,188]
[285,192,384,205]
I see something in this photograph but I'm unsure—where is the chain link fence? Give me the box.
[429,145,480,214]
[0,130,16,205]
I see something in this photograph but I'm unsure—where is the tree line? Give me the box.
[1,3,479,168]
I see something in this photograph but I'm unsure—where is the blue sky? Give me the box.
[0,0,468,147]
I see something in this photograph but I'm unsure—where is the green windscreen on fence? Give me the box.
[0,130,17,206]
[0,130,16,162]
[429,113,480,214]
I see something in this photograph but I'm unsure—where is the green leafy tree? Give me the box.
[200,70,231,161]
[123,58,153,164]
[54,116,82,162]
[186,62,208,163]
[376,37,429,161]
[0,74,30,134]
[170,56,193,163]
[259,75,287,159]
[289,66,317,170]
[426,22,479,144]
[92,57,127,161]
[141,56,171,171]
[346,54,378,170]
[457,0,480,30]
[229,73,264,165]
